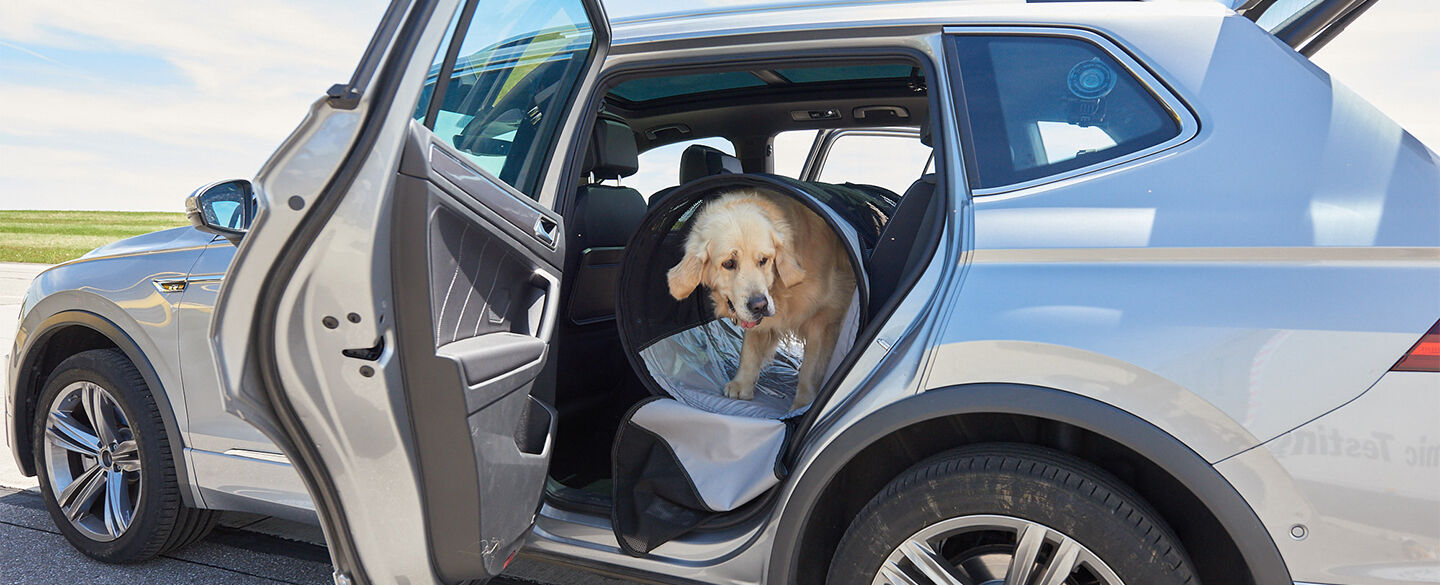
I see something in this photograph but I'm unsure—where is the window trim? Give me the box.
[943,26,1199,197]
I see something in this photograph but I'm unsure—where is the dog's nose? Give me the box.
[746,296,770,316]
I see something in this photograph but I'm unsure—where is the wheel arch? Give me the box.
[767,383,1292,585]
[9,310,195,506]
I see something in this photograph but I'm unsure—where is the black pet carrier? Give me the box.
[610,173,897,555]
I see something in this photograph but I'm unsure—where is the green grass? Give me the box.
[0,210,189,264]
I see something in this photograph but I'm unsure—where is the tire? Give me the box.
[827,443,1197,585]
[31,349,218,563]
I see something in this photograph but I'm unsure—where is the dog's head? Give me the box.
[666,191,805,329]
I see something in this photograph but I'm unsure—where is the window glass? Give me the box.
[1253,0,1325,31]
[772,130,818,178]
[610,72,766,103]
[413,6,464,121]
[816,133,932,195]
[413,0,595,199]
[629,137,736,199]
[951,34,1180,190]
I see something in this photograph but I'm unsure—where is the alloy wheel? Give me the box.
[42,380,143,542]
[871,514,1124,585]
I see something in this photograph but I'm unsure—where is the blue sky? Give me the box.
[1,0,1436,211]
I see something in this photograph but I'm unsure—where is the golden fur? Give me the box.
[666,189,854,410]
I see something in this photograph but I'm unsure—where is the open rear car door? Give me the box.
[1235,0,1378,56]
[208,0,610,583]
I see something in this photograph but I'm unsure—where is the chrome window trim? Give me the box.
[942,25,1199,197]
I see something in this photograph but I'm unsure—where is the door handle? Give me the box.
[533,216,558,248]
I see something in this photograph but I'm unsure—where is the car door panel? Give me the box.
[174,240,269,453]
[387,121,571,579]
[211,0,610,581]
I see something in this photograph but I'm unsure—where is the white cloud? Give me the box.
[0,0,389,211]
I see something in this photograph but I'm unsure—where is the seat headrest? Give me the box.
[584,114,639,181]
[679,144,742,184]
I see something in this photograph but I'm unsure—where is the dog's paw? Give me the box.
[724,379,755,400]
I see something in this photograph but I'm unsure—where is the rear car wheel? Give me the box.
[827,444,1197,585]
[32,349,217,562]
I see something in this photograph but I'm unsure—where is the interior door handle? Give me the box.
[533,216,558,248]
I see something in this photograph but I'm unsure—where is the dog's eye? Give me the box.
[722,258,737,270]
[758,257,768,266]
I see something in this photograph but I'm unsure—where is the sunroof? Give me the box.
[774,64,916,83]
[609,63,920,104]
[610,71,768,102]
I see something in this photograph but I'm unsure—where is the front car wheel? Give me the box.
[32,349,217,562]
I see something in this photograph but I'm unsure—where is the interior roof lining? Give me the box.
[597,57,929,152]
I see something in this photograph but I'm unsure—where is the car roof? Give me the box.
[607,0,1227,46]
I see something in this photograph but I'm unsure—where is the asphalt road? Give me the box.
[0,262,634,585]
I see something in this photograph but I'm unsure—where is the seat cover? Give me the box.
[611,174,896,555]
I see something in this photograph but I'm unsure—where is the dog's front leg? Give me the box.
[726,328,779,400]
[793,317,841,410]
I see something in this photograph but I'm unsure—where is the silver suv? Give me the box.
[11,1,1440,584]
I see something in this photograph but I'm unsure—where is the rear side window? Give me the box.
[950,34,1181,191]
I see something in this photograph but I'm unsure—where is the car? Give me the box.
[4,179,316,561]
[14,1,1440,584]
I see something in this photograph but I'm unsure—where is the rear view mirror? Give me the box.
[186,179,255,244]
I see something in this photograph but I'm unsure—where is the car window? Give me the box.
[772,130,819,178]
[412,0,596,200]
[951,34,1181,191]
[629,137,736,199]
[816,132,932,195]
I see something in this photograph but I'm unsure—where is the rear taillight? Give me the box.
[1392,319,1440,372]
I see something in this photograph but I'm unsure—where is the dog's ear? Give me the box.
[667,245,708,300]
[772,230,805,287]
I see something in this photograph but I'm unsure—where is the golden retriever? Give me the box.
[666,189,854,410]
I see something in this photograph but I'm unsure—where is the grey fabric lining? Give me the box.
[638,293,859,420]
[629,400,786,512]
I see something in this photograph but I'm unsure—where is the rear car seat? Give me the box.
[648,144,742,207]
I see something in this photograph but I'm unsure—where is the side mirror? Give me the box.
[186,179,255,244]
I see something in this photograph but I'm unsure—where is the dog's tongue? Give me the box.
[739,319,759,329]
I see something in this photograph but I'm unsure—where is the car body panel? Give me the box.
[1216,371,1440,585]
[925,9,1440,460]
[212,26,444,585]
[175,241,312,517]
[5,226,314,518]
[176,241,267,453]
[8,231,209,469]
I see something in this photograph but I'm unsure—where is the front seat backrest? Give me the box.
[568,114,647,324]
